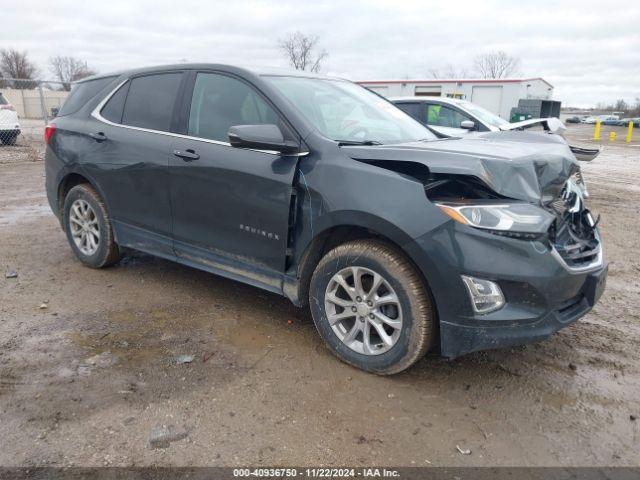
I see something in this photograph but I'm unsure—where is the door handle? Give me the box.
[173,149,200,161]
[89,132,107,142]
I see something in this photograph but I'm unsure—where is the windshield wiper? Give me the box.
[335,140,383,146]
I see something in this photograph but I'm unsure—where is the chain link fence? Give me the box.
[0,78,69,162]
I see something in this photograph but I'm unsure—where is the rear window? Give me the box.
[0,94,8,105]
[121,73,182,132]
[58,76,117,116]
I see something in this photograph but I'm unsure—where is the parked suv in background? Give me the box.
[44,65,607,374]
[0,92,21,145]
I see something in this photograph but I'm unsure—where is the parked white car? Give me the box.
[392,96,568,136]
[584,115,618,124]
[391,96,600,161]
[0,92,21,145]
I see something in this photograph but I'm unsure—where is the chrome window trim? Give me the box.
[90,79,309,157]
[549,231,604,273]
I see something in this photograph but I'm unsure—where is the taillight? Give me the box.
[44,123,57,144]
[0,104,15,111]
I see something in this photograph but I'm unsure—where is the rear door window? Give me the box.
[121,73,183,132]
[0,94,8,105]
[187,72,282,142]
[395,102,423,123]
[58,76,116,116]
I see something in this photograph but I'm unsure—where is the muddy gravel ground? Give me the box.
[0,128,639,467]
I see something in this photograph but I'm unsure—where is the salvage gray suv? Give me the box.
[44,64,607,374]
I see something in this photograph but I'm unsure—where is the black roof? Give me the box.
[77,63,337,84]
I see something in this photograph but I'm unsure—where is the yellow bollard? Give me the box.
[609,132,616,141]
[594,120,601,140]
[627,121,634,143]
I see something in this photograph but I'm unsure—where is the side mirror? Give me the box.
[460,120,475,130]
[228,124,299,154]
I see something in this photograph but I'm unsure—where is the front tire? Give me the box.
[309,239,435,375]
[63,184,121,268]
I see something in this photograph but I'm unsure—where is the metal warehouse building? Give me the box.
[357,78,554,120]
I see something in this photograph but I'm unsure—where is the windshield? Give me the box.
[264,76,436,144]
[456,100,509,128]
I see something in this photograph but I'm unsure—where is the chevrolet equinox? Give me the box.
[44,65,607,374]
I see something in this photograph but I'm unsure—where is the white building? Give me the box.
[357,78,554,120]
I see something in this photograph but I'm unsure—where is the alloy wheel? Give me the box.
[324,266,403,355]
[69,199,100,256]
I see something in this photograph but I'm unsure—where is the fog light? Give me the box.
[461,276,505,314]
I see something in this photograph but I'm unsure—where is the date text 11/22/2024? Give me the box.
[232,468,400,477]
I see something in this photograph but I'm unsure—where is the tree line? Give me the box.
[594,98,640,116]
[0,49,96,91]
[9,34,627,112]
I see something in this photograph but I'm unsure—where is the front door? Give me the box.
[169,71,300,283]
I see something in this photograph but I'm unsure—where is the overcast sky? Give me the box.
[4,0,639,107]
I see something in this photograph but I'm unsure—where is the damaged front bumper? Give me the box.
[438,262,607,358]
[406,222,607,359]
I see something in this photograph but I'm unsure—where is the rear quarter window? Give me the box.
[58,76,117,116]
[100,81,129,124]
[0,93,8,105]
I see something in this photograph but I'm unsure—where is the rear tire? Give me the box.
[309,239,435,375]
[63,184,121,268]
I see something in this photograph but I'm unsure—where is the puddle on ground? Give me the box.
[0,204,52,226]
[540,391,577,411]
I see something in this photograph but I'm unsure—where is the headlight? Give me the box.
[436,202,555,234]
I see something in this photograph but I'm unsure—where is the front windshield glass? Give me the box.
[264,76,436,144]
[457,100,509,128]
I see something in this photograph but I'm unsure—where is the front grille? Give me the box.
[547,181,600,269]
[553,231,600,267]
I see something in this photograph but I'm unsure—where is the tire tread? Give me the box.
[63,183,121,268]
[311,238,434,375]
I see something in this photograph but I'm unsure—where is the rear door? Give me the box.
[89,72,185,256]
[169,71,300,284]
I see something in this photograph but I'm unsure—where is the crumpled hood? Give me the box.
[344,134,580,205]
[499,117,567,136]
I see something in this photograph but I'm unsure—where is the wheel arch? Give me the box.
[289,213,439,325]
[57,170,112,219]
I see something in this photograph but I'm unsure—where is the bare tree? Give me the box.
[613,98,629,113]
[49,56,97,91]
[0,49,38,88]
[429,64,470,79]
[278,31,328,73]
[473,51,520,79]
